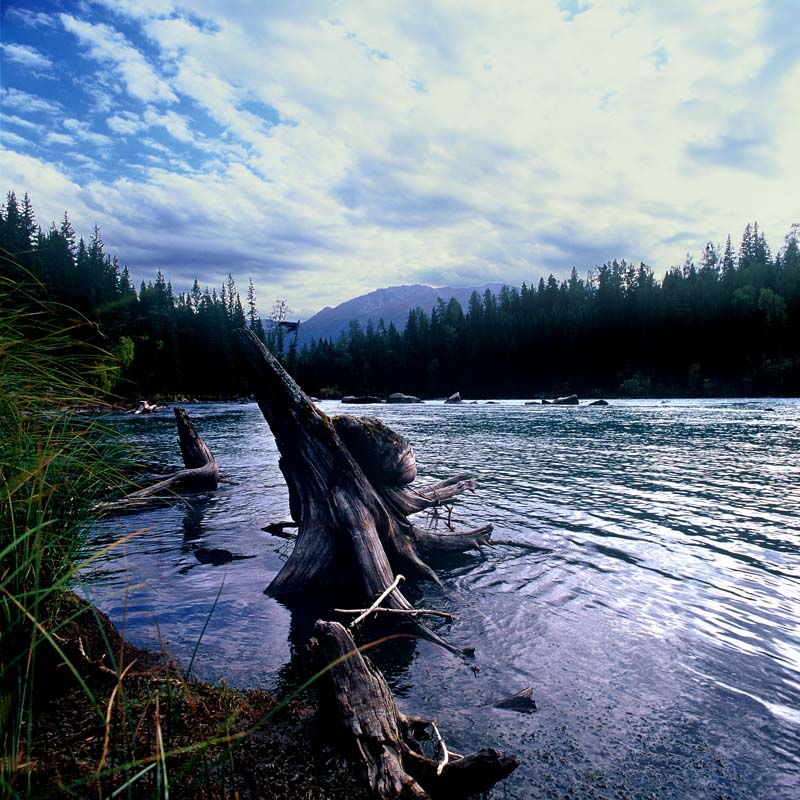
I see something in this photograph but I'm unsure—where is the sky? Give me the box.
[1,0,798,319]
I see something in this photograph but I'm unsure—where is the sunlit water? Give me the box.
[84,398,800,799]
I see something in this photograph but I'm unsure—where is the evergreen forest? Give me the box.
[2,190,799,400]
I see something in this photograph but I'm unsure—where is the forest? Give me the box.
[2,190,799,399]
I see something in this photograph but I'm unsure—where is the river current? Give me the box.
[84,398,800,799]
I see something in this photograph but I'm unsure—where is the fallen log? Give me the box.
[313,620,519,799]
[96,408,218,513]
[235,330,492,656]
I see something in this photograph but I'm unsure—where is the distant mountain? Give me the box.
[296,283,507,346]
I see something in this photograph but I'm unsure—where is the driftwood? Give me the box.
[261,519,299,538]
[97,408,218,513]
[130,399,164,414]
[235,330,493,656]
[313,620,519,799]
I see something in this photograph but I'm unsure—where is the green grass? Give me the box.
[0,257,129,797]
[0,256,368,799]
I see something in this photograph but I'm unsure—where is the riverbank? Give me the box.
[21,592,366,799]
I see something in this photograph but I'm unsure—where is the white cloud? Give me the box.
[45,132,75,146]
[1,42,53,72]
[142,108,195,143]
[2,1,797,317]
[0,149,92,230]
[107,112,144,136]
[2,87,61,115]
[1,114,42,132]
[0,130,28,149]
[60,14,178,104]
[63,118,114,148]
[3,8,57,29]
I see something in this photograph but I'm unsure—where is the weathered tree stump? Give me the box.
[97,407,218,513]
[313,620,519,799]
[235,329,493,655]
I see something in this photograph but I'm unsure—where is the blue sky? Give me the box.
[1,0,798,318]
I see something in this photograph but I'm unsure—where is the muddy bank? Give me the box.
[23,592,366,799]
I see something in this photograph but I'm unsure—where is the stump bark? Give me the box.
[313,620,519,799]
[235,330,493,654]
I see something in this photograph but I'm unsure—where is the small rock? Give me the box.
[493,687,537,714]
[552,394,579,405]
[386,392,423,404]
[445,392,463,404]
[588,399,609,406]
[341,395,384,404]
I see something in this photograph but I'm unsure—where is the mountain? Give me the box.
[296,283,507,346]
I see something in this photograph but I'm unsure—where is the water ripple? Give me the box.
[83,398,800,798]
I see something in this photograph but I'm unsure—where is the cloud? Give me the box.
[687,133,776,175]
[59,14,178,104]
[45,132,75,146]
[63,118,114,148]
[3,8,57,28]
[0,130,28,149]
[107,112,144,136]
[1,42,53,72]
[2,87,61,115]
[1,113,42,132]
[1,0,797,318]
[0,149,90,229]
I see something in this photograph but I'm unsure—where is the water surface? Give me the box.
[84,398,800,799]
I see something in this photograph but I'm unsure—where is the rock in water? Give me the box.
[588,399,609,406]
[386,392,423,404]
[493,687,537,714]
[552,394,579,405]
[342,395,384,404]
[445,392,463,404]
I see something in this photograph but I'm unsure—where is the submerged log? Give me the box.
[313,620,519,799]
[234,329,493,655]
[97,408,218,513]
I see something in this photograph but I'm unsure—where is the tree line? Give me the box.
[295,226,800,398]
[2,190,799,399]
[0,191,294,397]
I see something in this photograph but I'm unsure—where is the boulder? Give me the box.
[341,395,384,404]
[588,399,609,406]
[386,392,423,404]
[445,392,463,404]
[552,394,579,405]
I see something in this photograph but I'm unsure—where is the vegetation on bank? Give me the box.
[0,266,363,798]
[2,190,798,400]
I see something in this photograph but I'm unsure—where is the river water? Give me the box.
[84,398,800,799]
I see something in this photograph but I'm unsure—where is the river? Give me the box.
[84,398,800,799]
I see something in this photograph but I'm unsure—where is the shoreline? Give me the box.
[25,591,366,799]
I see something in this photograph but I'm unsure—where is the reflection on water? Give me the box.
[83,399,800,799]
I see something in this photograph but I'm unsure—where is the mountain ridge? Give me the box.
[296,282,507,345]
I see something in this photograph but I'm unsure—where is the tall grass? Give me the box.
[0,258,368,798]
[0,258,127,797]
